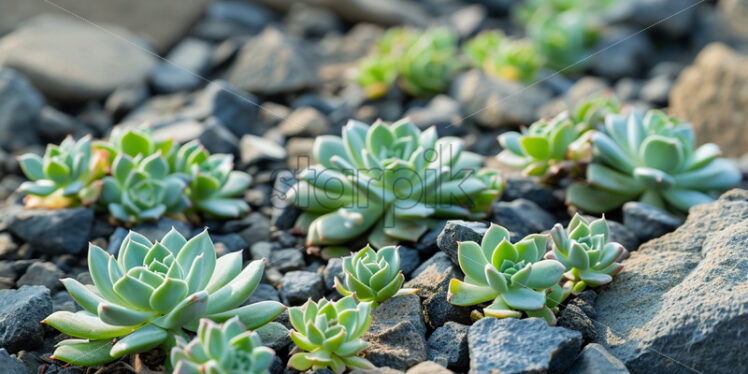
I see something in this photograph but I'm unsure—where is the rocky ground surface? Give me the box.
[0,1,747,374]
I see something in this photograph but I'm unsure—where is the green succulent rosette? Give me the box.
[464,31,542,83]
[567,110,741,214]
[171,317,275,374]
[44,228,284,366]
[95,127,175,165]
[334,245,418,306]
[286,118,503,248]
[396,28,462,97]
[447,224,567,325]
[18,135,107,209]
[288,296,375,374]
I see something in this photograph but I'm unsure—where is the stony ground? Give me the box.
[0,1,747,374]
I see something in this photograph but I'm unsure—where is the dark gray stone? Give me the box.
[52,290,77,313]
[468,317,582,374]
[237,213,272,248]
[270,170,301,230]
[323,257,344,291]
[239,134,287,165]
[16,262,64,292]
[568,290,598,320]
[36,106,79,142]
[0,349,25,374]
[398,246,420,276]
[0,68,44,151]
[590,26,653,80]
[254,321,291,351]
[567,343,629,374]
[606,0,700,38]
[436,220,487,266]
[492,198,555,237]
[107,227,128,255]
[286,3,342,38]
[269,248,305,272]
[210,233,247,253]
[105,81,149,120]
[6,206,93,255]
[199,80,263,138]
[364,295,428,371]
[199,117,240,156]
[405,252,471,329]
[605,219,639,254]
[412,226,440,255]
[622,202,682,244]
[278,106,330,137]
[132,218,192,243]
[206,0,275,31]
[502,177,566,214]
[0,286,52,353]
[427,322,469,371]
[150,38,213,93]
[279,271,324,306]
[558,304,596,344]
[404,95,464,136]
[247,283,280,304]
[593,189,748,374]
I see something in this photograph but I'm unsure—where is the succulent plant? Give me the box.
[447,224,566,324]
[334,245,418,306]
[357,55,397,99]
[170,140,251,218]
[170,317,275,374]
[286,118,503,248]
[569,93,621,130]
[397,28,462,97]
[497,112,592,181]
[546,214,625,293]
[18,135,107,209]
[96,127,175,163]
[288,296,374,373]
[44,228,284,366]
[464,31,541,83]
[566,110,742,214]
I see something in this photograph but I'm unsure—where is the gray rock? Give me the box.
[567,343,629,374]
[323,257,345,290]
[639,74,673,106]
[451,70,551,129]
[278,107,330,137]
[37,106,81,141]
[286,137,314,170]
[606,0,700,38]
[398,246,420,276]
[52,290,78,313]
[590,26,653,80]
[364,295,428,371]
[251,0,429,27]
[254,321,291,351]
[279,271,324,305]
[210,233,246,253]
[270,170,301,230]
[468,317,582,374]
[427,322,469,371]
[537,77,610,120]
[502,177,566,214]
[492,198,555,238]
[105,81,149,120]
[198,117,240,156]
[239,134,287,166]
[605,219,639,254]
[557,304,596,344]
[107,227,128,255]
[286,3,343,38]
[0,286,52,353]
[0,15,156,103]
[269,248,305,273]
[6,206,93,255]
[622,202,682,244]
[132,218,191,243]
[198,80,263,138]
[594,189,748,373]
[247,283,280,304]
[404,95,463,136]
[16,262,64,292]
[614,78,642,102]
[250,241,274,261]
[229,28,319,95]
[150,38,213,93]
[237,213,272,248]
[0,261,15,279]
[406,361,452,374]
[0,349,25,374]
[206,0,275,31]
[436,220,487,266]
[405,252,471,329]
[350,368,404,374]
[0,68,44,151]
[568,290,598,320]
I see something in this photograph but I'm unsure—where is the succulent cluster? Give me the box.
[447,224,567,324]
[567,110,741,214]
[171,317,275,374]
[43,228,284,366]
[357,27,462,98]
[568,94,621,129]
[288,296,374,373]
[464,31,542,83]
[18,135,107,209]
[335,245,418,306]
[546,214,625,293]
[18,128,251,223]
[287,118,503,248]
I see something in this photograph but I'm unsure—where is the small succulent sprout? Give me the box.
[569,93,621,130]
[170,140,251,218]
[96,127,175,163]
[44,228,284,366]
[447,224,566,325]
[334,245,418,306]
[397,28,462,97]
[546,214,625,293]
[170,317,275,374]
[98,151,189,223]
[497,112,591,181]
[288,296,375,374]
[464,31,542,83]
[357,55,397,99]
[18,135,107,209]
[286,118,503,248]
[566,110,742,214]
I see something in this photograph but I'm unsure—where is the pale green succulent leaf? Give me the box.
[500,287,546,311]
[447,278,497,306]
[52,339,114,366]
[110,324,168,359]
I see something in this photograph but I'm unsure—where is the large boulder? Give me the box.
[594,189,748,373]
[669,43,748,157]
[0,15,157,103]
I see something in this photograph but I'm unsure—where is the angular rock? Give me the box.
[6,206,93,255]
[131,218,191,243]
[363,295,428,371]
[0,349,25,374]
[278,107,330,137]
[0,286,52,353]
[492,198,555,238]
[468,317,582,374]
[405,252,471,329]
[670,43,748,157]
[229,28,319,95]
[150,38,213,94]
[427,322,469,371]
[323,257,344,290]
[0,15,156,103]
[279,271,324,306]
[604,219,639,254]
[269,248,305,273]
[557,304,596,344]
[502,177,566,215]
[404,95,464,136]
[16,262,65,292]
[254,321,291,351]
[198,117,240,156]
[236,213,272,248]
[197,81,263,138]
[247,283,280,304]
[436,220,487,266]
[239,134,287,165]
[270,170,301,230]
[0,68,43,151]
[622,202,682,243]
[398,246,420,276]
[567,343,629,374]
[105,81,149,120]
[594,189,748,373]
[406,361,452,374]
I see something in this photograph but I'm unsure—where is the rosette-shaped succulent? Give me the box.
[497,112,591,181]
[170,317,275,374]
[334,245,418,306]
[567,110,742,214]
[447,224,566,324]
[464,31,541,83]
[569,94,620,129]
[288,296,375,373]
[18,135,107,209]
[397,28,462,96]
[526,11,599,73]
[96,127,175,163]
[546,214,625,293]
[287,118,503,248]
[171,140,251,218]
[44,229,284,366]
